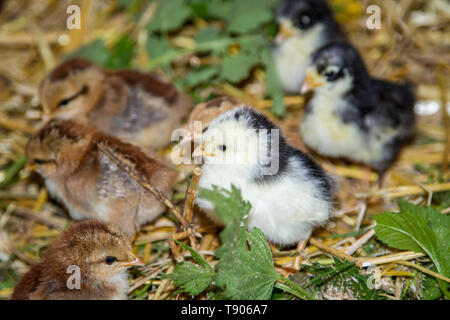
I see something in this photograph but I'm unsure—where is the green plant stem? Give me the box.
[277,277,316,300]
[306,260,355,287]
[0,155,26,189]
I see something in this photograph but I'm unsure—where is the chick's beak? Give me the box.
[200,143,215,157]
[121,251,144,268]
[301,69,325,94]
[192,142,216,158]
[275,20,295,44]
[25,163,37,171]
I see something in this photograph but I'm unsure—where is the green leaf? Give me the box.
[182,66,220,87]
[104,35,135,69]
[227,2,273,34]
[261,48,286,117]
[164,240,214,295]
[189,0,232,20]
[146,36,172,60]
[195,27,223,44]
[374,200,450,278]
[422,275,443,300]
[165,262,215,295]
[198,185,279,300]
[198,185,251,228]
[220,52,260,83]
[147,0,191,33]
[66,39,110,66]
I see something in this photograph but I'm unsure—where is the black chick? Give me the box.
[300,41,415,180]
[273,0,345,93]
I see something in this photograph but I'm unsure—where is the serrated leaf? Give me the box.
[375,200,450,277]
[66,39,110,66]
[198,185,279,300]
[165,261,215,295]
[198,185,251,230]
[147,0,191,32]
[164,240,214,295]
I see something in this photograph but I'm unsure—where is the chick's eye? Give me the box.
[298,14,311,26]
[105,256,118,265]
[323,67,341,81]
[34,159,48,165]
[219,145,227,152]
[324,70,336,79]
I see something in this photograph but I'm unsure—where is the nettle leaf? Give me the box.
[198,185,279,300]
[105,35,135,69]
[166,262,214,295]
[66,39,110,66]
[198,185,250,230]
[164,240,214,295]
[375,200,450,277]
[219,227,280,300]
[147,0,191,33]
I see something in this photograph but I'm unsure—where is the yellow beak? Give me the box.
[25,164,37,171]
[200,143,215,157]
[193,143,215,158]
[121,251,144,268]
[275,20,295,43]
[301,69,325,94]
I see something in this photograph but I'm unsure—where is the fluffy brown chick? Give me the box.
[187,96,241,133]
[26,119,178,237]
[39,58,192,150]
[11,220,142,300]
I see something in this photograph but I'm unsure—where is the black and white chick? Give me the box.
[195,106,334,246]
[300,41,416,179]
[273,0,344,93]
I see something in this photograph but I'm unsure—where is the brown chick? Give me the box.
[39,58,192,150]
[26,119,178,237]
[187,96,241,133]
[11,220,142,300]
